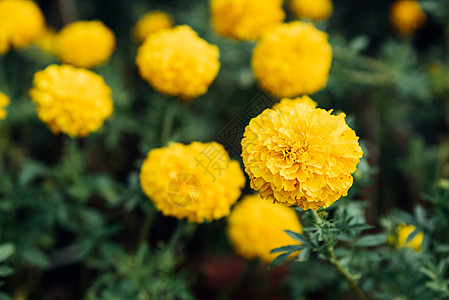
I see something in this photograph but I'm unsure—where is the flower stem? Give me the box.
[311,210,368,300]
[137,207,156,247]
[160,102,177,146]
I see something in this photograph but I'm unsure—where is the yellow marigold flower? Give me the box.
[273,96,318,110]
[136,25,220,99]
[390,0,426,36]
[0,92,10,119]
[54,20,116,68]
[140,142,245,223]
[227,193,302,263]
[0,0,46,54]
[210,0,285,41]
[395,224,423,251]
[29,64,113,137]
[251,21,332,98]
[241,97,363,210]
[132,11,174,44]
[290,0,333,21]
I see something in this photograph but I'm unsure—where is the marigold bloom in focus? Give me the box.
[251,21,332,98]
[290,0,333,21]
[0,0,46,54]
[132,11,174,44]
[210,0,285,41]
[390,0,426,36]
[227,193,302,263]
[54,20,115,68]
[140,142,245,223]
[241,97,363,210]
[396,223,423,251]
[0,92,10,119]
[29,64,113,137]
[136,25,220,99]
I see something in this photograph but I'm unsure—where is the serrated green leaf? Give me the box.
[269,252,291,269]
[355,234,387,247]
[270,244,304,254]
[284,230,310,246]
[0,244,14,263]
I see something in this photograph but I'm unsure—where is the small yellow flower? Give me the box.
[0,0,46,54]
[251,21,332,98]
[273,96,318,110]
[395,224,423,251]
[290,0,333,21]
[0,92,10,119]
[210,0,285,41]
[227,193,302,263]
[139,142,245,223]
[54,20,116,68]
[136,25,220,99]
[132,11,174,44]
[390,0,426,36]
[241,97,363,210]
[29,64,113,137]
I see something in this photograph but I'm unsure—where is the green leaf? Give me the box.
[296,247,310,262]
[0,244,14,263]
[355,234,387,247]
[0,266,14,277]
[22,248,50,269]
[270,245,304,254]
[348,223,373,232]
[284,230,310,246]
[269,252,291,269]
[406,228,420,244]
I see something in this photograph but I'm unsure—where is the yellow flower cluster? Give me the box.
[0,0,46,54]
[390,0,426,36]
[241,97,363,210]
[54,20,116,68]
[227,193,302,263]
[251,21,332,98]
[29,64,113,137]
[210,0,285,41]
[133,11,174,44]
[139,142,245,223]
[0,92,10,119]
[290,0,333,21]
[274,95,317,109]
[33,27,56,54]
[136,25,220,99]
[396,224,423,251]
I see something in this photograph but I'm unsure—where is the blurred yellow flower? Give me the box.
[241,97,363,210]
[390,0,426,36]
[29,64,113,137]
[54,20,116,68]
[290,0,333,21]
[395,224,423,251]
[0,0,46,54]
[251,21,332,98]
[0,92,10,119]
[210,0,285,41]
[227,193,302,263]
[273,96,318,110]
[136,25,220,99]
[139,142,245,223]
[132,11,174,44]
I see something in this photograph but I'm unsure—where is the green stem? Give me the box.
[160,102,177,146]
[137,207,156,247]
[167,221,197,251]
[311,210,368,300]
